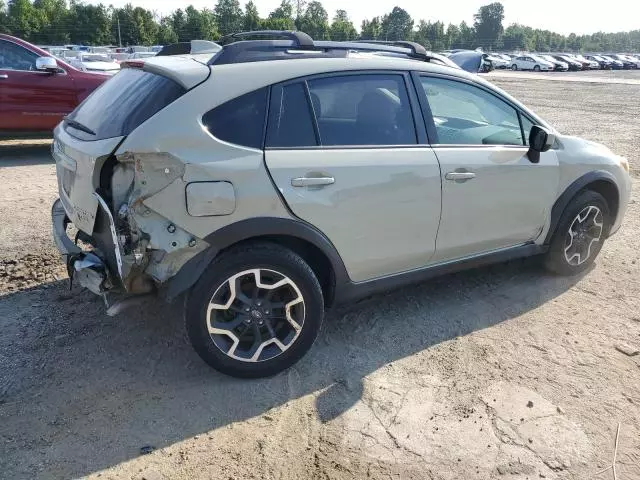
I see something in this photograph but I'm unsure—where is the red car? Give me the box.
[0,34,109,136]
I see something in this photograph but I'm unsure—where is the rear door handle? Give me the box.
[291,176,335,187]
[0,74,8,79]
[445,171,476,182]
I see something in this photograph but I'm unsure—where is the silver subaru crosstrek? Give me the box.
[51,32,631,378]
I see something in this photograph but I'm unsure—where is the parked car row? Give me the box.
[37,44,159,75]
[488,51,640,71]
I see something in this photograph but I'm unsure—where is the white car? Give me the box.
[50,32,631,378]
[69,53,120,75]
[511,55,554,71]
[540,54,569,71]
[487,54,510,69]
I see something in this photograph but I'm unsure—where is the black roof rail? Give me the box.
[351,40,428,58]
[220,30,315,49]
[208,32,460,69]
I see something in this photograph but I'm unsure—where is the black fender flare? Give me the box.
[165,217,351,301]
[544,170,619,245]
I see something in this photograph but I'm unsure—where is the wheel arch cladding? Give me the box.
[165,217,350,307]
[545,170,620,244]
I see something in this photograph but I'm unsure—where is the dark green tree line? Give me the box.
[0,0,638,52]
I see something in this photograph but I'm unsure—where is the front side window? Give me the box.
[307,74,417,146]
[0,40,37,71]
[203,87,268,149]
[520,114,536,146]
[420,77,525,146]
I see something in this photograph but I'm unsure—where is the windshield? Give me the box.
[65,68,186,141]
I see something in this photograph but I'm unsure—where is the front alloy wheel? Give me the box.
[186,242,324,378]
[563,206,603,266]
[544,190,610,276]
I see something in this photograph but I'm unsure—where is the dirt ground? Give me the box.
[1,73,639,480]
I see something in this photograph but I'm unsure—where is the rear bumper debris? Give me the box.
[51,198,112,295]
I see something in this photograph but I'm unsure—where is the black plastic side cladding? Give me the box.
[164,217,351,304]
[544,170,619,245]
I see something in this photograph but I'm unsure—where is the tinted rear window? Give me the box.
[65,68,186,141]
[202,87,268,149]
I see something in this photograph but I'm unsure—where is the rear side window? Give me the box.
[65,68,186,141]
[266,83,318,148]
[307,75,417,146]
[202,87,268,149]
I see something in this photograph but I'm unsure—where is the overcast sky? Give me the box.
[92,0,639,35]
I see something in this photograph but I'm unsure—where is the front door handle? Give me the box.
[291,176,335,187]
[0,74,8,79]
[445,171,476,182]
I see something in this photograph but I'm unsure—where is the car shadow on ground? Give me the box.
[0,142,53,166]
[0,257,586,478]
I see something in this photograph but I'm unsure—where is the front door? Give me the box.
[0,39,78,132]
[416,74,559,263]
[264,73,442,282]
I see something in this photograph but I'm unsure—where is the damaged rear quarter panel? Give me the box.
[110,83,293,284]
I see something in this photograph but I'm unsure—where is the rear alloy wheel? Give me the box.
[533,65,541,72]
[544,191,610,276]
[207,268,305,362]
[186,243,324,378]
[511,64,518,71]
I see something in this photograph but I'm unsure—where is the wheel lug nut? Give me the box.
[257,302,262,306]
[245,308,250,312]
[265,310,269,314]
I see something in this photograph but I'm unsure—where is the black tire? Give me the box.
[185,242,324,378]
[511,64,518,71]
[544,190,610,276]
[533,65,541,72]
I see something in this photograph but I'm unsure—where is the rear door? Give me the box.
[415,74,559,263]
[264,72,442,283]
[0,39,78,132]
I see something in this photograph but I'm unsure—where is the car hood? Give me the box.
[557,135,618,159]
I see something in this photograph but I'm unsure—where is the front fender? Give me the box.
[544,170,619,245]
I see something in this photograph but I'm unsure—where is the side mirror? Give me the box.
[527,125,556,163]
[36,56,59,73]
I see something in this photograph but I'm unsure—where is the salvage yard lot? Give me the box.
[0,72,639,479]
